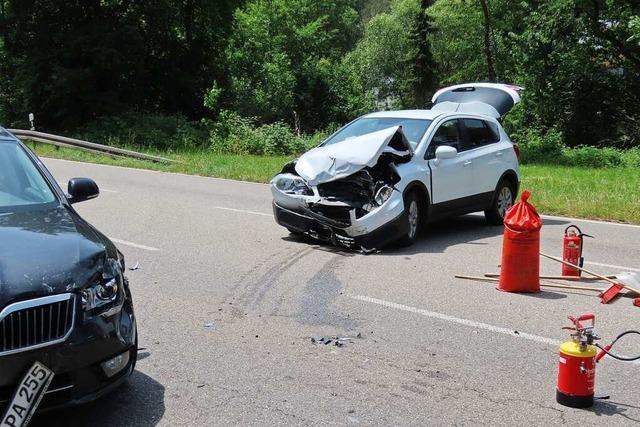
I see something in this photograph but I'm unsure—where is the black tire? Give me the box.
[398,191,421,246]
[485,179,515,225]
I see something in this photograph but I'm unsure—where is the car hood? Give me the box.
[294,126,412,186]
[0,206,110,306]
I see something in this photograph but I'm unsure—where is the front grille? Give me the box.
[309,205,352,224]
[0,294,75,355]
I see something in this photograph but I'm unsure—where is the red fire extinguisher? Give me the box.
[562,225,593,277]
[556,314,598,408]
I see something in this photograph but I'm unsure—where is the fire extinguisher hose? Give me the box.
[596,330,640,362]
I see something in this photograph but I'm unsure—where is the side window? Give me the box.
[486,121,501,142]
[463,119,501,148]
[426,119,461,159]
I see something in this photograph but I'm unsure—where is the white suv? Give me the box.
[271,83,522,250]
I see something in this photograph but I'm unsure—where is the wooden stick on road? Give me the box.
[540,252,640,295]
[454,275,603,292]
[483,273,614,281]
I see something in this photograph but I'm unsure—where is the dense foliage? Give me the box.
[1,0,639,156]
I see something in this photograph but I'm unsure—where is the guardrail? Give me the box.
[8,129,177,164]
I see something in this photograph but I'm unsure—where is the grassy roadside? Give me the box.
[31,142,640,224]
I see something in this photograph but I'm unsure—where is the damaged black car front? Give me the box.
[271,125,417,250]
[0,130,136,422]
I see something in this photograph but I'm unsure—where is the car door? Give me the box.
[461,118,509,197]
[426,118,476,207]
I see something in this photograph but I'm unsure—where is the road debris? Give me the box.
[203,322,215,328]
[311,334,360,347]
[129,261,140,271]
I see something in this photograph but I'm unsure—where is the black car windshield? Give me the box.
[323,118,432,149]
[0,142,56,210]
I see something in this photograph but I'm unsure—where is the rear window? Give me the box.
[463,119,500,148]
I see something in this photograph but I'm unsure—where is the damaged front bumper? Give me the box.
[271,186,408,250]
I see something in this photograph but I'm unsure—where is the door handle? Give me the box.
[463,161,472,166]
[495,152,503,157]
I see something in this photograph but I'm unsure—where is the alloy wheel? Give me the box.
[497,186,513,218]
[408,200,419,239]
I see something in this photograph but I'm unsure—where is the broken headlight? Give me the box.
[272,173,312,195]
[81,259,124,316]
[374,185,394,206]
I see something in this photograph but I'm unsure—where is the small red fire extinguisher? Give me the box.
[562,225,593,277]
[556,314,598,408]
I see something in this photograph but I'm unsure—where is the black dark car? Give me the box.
[0,128,137,421]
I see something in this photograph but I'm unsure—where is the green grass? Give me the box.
[518,165,640,224]
[31,142,640,224]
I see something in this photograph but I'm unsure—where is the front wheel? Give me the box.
[485,180,515,225]
[398,192,421,246]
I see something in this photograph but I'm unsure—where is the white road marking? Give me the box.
[350,296,640,365]
[541,214,640,229]
[212,206,272,217]
[57,181,119,193]
[584,261,640,273]
[349,294,561,346]
[110,238,159,252]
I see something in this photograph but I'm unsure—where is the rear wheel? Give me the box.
[485,179,515,225]
[398,191,421,246]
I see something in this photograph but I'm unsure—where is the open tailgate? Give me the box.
[431,83,523,118]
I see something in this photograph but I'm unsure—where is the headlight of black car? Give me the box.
[81,258,125,317]
[272,173,313,195]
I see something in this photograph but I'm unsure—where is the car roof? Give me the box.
[362,109,445,120]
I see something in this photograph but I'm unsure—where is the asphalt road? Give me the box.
[34,158,640,426]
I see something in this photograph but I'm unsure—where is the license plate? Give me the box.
[1,362,54,427]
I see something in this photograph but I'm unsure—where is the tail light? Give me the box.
[512,143,520,161]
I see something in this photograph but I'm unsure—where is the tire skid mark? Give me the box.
[232,246,315,308]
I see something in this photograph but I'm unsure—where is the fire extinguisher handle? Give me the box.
[578,314,595,322]
[565,225,582,235]
[568,314,595,329]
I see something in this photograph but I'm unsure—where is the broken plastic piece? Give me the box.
[599,283,624,304]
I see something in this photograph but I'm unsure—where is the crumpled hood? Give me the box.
[0,206,110,306]
[295,126,412,186]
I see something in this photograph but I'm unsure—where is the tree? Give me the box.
[345,0,424,108]
[405,0,437,107]
[0,0,236,130]
[478,0,496,80]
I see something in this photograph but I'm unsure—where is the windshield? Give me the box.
[0,142,57,210]
[323,118,432,149]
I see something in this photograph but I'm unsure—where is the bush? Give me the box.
[516,128,639,168]
[562,146,624,168]
[518,128,565,164]
[622,148,640,168]
[76,112,208,151]
[209,110,323,156]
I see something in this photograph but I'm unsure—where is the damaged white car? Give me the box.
[271,83,522,250]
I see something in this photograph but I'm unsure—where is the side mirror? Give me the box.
[435,145,458,160]
[68,178,99,204]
